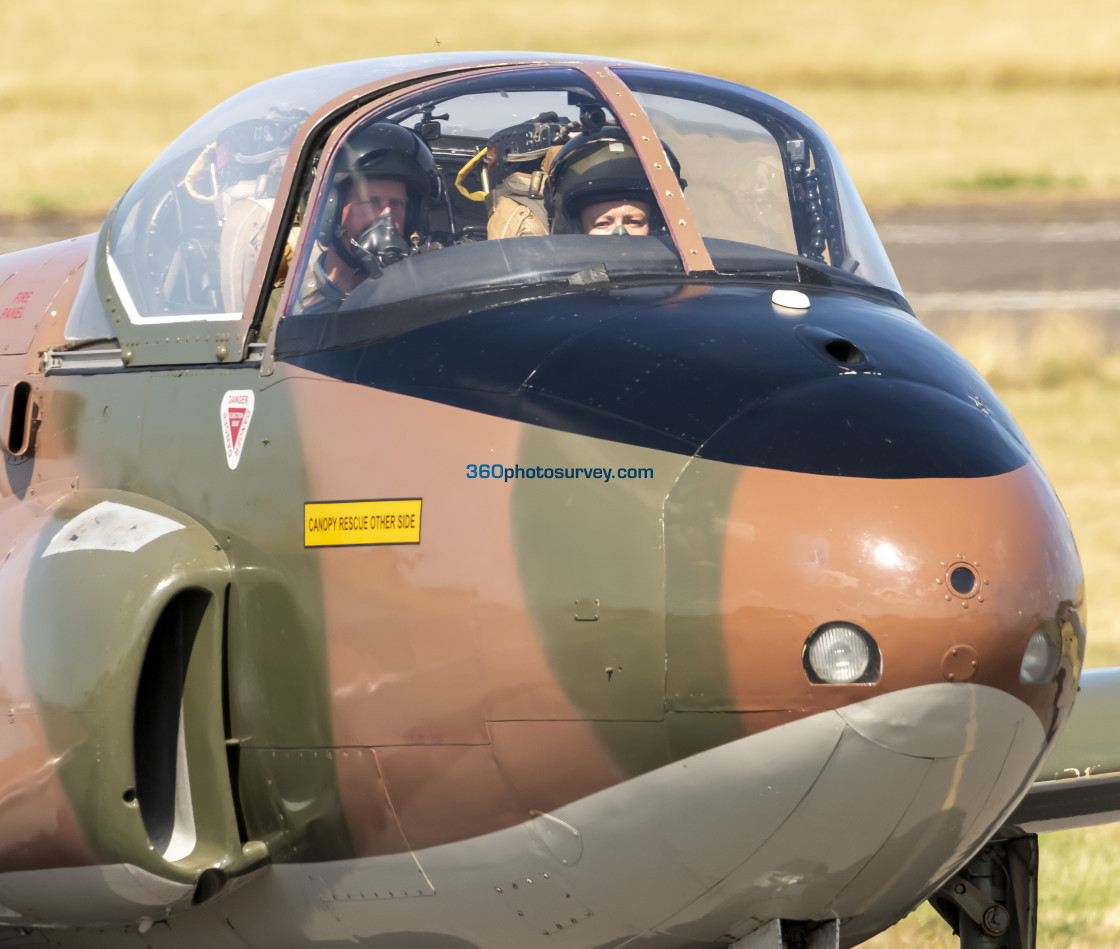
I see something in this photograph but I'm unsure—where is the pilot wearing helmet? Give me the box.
[297,122,440,313]
[545,128,678,236]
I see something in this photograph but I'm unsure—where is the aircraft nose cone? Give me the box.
[656,444,1083,941]
[664,451,1084,740]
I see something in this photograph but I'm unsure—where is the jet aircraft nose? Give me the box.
[650,448,1082,940]
[324,280,1084,742]
[663,453,1083,735]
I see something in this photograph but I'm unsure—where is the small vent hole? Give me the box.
[950,566,978,596]
[825,338,866,365]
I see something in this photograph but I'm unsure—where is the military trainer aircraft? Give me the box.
[0,52,1112,949]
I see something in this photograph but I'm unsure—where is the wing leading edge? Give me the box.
[1005,667,1120,834]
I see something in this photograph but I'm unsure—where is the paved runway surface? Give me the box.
[875,201,1120,350]
[3,203,1118,349]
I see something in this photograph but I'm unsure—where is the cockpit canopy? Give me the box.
[69,54,903,358]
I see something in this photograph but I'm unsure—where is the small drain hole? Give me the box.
[825,338,866,365]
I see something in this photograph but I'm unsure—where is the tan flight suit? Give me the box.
[219,197,273,312]
[486,171,549,239]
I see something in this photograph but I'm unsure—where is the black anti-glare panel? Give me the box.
[286,285,1030,480]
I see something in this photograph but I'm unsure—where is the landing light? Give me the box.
[803,622,882,684]
[1019,624,1061,684]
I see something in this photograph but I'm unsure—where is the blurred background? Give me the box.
[3,0,1119,214]
[1,2,1116,944]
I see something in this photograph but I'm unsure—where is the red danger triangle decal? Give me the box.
[220,390,255,470]
[227,407,246,441]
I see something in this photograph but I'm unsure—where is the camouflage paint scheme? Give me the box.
[0,53,1097,949]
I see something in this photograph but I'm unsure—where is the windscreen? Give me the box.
[278,63,903,326]
[620,66,902,293]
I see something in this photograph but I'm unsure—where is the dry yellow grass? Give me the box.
[2,0,1120,212]
[789,87,1120,206]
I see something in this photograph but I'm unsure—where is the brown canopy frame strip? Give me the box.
[579,65,715,275]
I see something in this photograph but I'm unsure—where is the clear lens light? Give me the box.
[1020,629,1060,684]
[808,625,871,683]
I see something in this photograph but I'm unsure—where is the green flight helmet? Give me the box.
[545,127,679,235]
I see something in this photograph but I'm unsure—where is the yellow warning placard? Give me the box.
[304,499,422,547]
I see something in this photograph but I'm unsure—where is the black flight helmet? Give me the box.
[322,122,441,262]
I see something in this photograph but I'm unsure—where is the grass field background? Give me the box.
[3,2,1120,944]
[3,0,1120,212]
